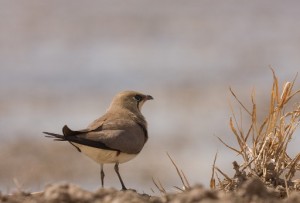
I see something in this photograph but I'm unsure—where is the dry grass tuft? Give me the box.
[152,153,191,193]
[152,177,167,194]
[212,69,300,197]
[166,153,191,191]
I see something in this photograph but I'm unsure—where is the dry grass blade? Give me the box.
[286,153,300,180]
[284,176,290,198]
[166,153,190,190]
[181,170,191,189]
[229,87,251,115]
[215,172,224,191]
[217,136,240,154]
[279,82,291,107]
[173,186,185,192]
[210,152,218,189]
[270,67,279,104]
[284,89,300,105]
[229,117,244,149]
[251,89,257,124]
[214,167,232,183]
[244,123,253,144]
[152,177,166,194]
[291,72,298,88]
[240,157,256,172]
[258,117,268,136]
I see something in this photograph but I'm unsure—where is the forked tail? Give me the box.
[43,132,66,141]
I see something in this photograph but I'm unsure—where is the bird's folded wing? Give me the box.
[67,126,145,154]
[59,125,119,152]
[60,117,146,154]
[63,131,120,151]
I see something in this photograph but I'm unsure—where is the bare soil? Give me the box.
[1,178,299,203]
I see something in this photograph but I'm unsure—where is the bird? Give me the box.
[43,90,153,190]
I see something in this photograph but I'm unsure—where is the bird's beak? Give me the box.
[137,94,153,111]
[145,95,154,100]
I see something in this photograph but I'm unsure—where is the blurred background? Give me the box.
[1,0,300,194]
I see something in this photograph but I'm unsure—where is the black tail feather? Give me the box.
[44,131,81,152]
[43,132,66,141]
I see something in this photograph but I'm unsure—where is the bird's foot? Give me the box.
[121,188,137,192]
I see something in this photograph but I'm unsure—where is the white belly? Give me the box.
[72,143,137,164]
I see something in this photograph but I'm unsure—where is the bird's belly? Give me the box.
[72,143,137,164]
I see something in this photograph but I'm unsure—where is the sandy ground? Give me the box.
[1,178,299,203]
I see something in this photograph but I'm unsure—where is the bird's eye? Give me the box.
[133,95,143,102]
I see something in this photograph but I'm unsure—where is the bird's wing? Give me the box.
[63,119,147,154]
[44,125,125,152]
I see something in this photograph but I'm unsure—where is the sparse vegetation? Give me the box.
[152,153,191,194]
[212,69,300,198]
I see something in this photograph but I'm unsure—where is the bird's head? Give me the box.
[108,91,153,113]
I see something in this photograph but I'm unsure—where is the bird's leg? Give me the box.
[114,163,127,190]
[100,164,105,188]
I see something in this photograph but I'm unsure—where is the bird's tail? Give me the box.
[43,132,66,141]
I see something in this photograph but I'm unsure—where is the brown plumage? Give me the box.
[44,91,153,190]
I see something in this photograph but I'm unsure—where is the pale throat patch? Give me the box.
[138,100,146,110]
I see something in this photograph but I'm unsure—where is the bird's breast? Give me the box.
[72,143,137,164]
